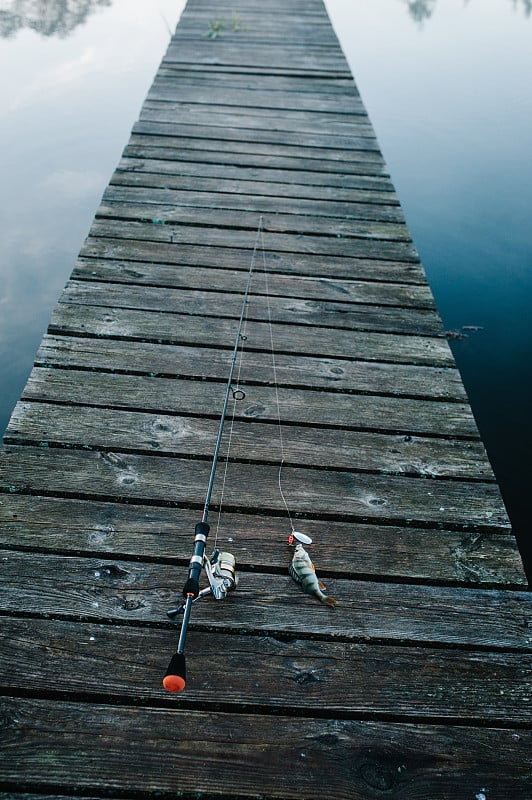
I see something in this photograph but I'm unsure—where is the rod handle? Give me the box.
[162,652,187,693]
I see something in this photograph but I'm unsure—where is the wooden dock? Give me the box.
[0,0,530,797]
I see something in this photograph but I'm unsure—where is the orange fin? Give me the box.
[322,596,337,608]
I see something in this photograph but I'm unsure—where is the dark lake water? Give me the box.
[1,0,531,579]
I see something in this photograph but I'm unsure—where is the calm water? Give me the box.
[1,0,531,577]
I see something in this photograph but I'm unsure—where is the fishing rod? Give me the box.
[162,221,262,693]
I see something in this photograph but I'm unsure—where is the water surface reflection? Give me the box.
[0,0,111,38]
[0,0,184,441]
[402,0,532,20]
[402,1,437,23]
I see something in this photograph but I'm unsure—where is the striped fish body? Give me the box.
[289,544,337,607]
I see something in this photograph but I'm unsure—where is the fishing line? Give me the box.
[212,238,255,550]
[163,216,312,694]
[162,219,263,693]
[259,223,296,536]
[199,219,262,527]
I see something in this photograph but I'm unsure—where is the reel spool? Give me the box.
[166,550,238,618]
[207,549,238,599]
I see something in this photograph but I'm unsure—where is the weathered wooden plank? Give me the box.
[173,28,341,47]
[0,550,528,646]
[154,67,358,95]
[126,132,390,176]
[1,494,522,584]
[175,10,336,27]
[141,101,374,138]
[178,11,334,24]
[1,697,529,800]
[146,81,363,114]
[0,796,86,800]
[86,219,419,261]
[175,11,338,28]
[0,447,509,530]
[141,101,375,146]
[186,0,329,11]
[164,36,348,55]
[36,336,465,399]
[176,14,337,25]
[108,171,399,216]
[172,29,340,48]
[117,155,394,192]
[143,96,361,125]
[163,42,350,73]
[2,618,531,721]
[157,61,350,77]
[5,401,493,480]
[50,305,452,367]
[68,256,432,310]
[0,796,84,800]
[185,0,327,9]
[62,273,433,312]
[22,368,477,438]
[100,196,407,234]
[182,12,329,25]
[132,120,387,165]
[58,282,441,337]
[111,164,399,206]
[78,242,425,284]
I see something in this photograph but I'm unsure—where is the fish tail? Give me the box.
[320,595,337,607]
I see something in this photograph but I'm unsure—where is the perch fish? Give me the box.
[289,543,337,607]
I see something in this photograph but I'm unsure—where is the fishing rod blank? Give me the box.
[162,223,261,693]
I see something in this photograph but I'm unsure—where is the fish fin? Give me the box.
[318,581,327,590]
[322,596,337,608]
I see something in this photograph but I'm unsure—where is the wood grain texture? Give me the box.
[116,155,393,191]
[0,446,511,530]
[0,0,526,796]
[0,550,529,647]
[1,617,531,721]
[0,697,530,799]
[100,195,407,232]
[50,304,451,366]
[109,168,398,210]
[145,82,365,114]
[77,242,426,283]
[0,494,524,585]
[69,275,439,338]
[61,272,435,311]
[140,103,376,144]
[125,131,390,176]
[87,217,419,261]
[36,335,466,398]
[6,401,494,480]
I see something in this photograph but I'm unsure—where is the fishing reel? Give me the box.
[206,549,238,599]
[166,549,238,619]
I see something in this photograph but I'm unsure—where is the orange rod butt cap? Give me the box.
[163,673,186,693]
[163,652,186,692]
